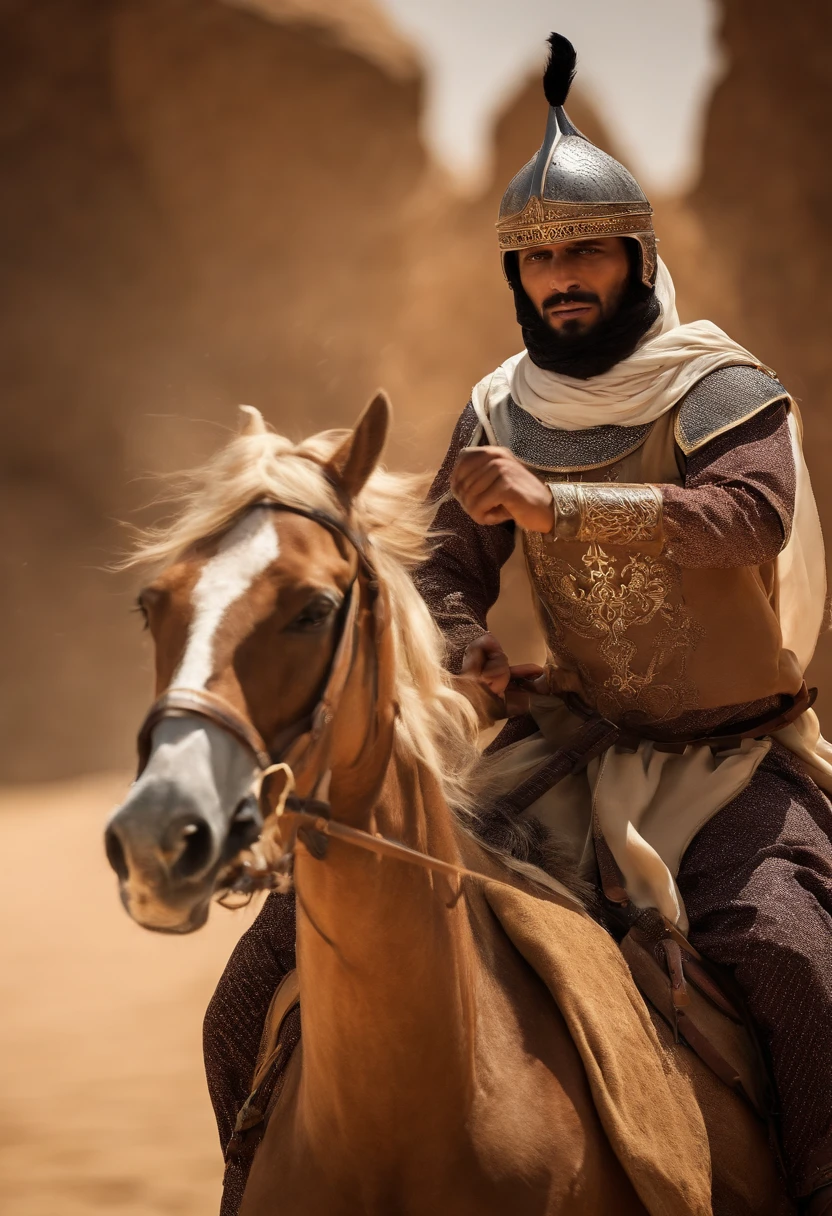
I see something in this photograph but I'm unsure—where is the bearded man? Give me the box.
[414,33,832,1216]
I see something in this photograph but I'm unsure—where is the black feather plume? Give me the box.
[542,33,577,108]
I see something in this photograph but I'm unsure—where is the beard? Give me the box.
[504,243,661,380]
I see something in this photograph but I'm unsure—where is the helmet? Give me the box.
[497,34,656,287]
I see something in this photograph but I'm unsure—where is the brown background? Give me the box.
[1,1,831,1211]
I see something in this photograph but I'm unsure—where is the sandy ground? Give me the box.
[0,773,261,1216]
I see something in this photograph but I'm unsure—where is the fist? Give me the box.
[450,446,555,532]
[461,633,511,696]
[461,635,548,717]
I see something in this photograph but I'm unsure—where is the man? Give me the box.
[414,33,832,1215]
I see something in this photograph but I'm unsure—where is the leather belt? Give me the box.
[564,682,816,756]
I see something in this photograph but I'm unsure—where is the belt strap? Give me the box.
[493,714,621,819]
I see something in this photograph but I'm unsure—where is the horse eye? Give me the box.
[290,596,337,632]
[133,595,149,630]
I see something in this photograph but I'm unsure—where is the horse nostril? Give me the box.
[104,825,129,882]
[172,820,214,880]
[224,795,263,859]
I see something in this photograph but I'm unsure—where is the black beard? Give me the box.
[504,247,661,380]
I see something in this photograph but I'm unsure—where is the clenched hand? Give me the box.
[461,634,547,716]
[450,446,555,532]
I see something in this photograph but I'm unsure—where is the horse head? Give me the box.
[105,393,392,933]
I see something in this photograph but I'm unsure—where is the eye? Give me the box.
[289,595,339,632]
[133,594,149,631]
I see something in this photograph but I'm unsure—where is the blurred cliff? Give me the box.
[0,0,830,781]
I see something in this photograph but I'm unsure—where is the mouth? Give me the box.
[118,882,212,934]
[548,303,595,322]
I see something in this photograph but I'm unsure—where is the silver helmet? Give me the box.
[497,34,656,287]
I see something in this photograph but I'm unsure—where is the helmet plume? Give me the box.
[542,33,577,108]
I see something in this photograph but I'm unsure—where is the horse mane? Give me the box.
[123,412,482,814]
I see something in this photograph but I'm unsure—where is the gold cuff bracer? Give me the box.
[547,483,664,546]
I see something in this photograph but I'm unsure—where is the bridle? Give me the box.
[135,502,376,786]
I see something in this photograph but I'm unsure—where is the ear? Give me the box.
[326,390,391,500]
[238,404,267,436]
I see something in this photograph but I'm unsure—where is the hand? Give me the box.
[504,662,547,716]
[461,633,510,697]
[450,446,555,532]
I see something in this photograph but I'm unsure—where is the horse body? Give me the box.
[241,750,644,1216]
[105,396,793,1215]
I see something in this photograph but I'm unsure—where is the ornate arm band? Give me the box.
[547,482,664,546]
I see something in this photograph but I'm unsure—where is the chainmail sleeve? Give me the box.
[662,402,795,568]
[413,403,516,672]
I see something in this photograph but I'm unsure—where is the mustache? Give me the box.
[542,290,600,310]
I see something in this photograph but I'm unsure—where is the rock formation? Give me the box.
[665,0,832,691]
[0,0,830,779]
[0,0,429,778]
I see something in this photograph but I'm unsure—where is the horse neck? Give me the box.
[291,736,480,1140]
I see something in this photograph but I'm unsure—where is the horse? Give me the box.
[104,394,793,1216]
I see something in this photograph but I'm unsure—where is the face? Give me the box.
[517,236,630,336]
[104,508,356,933]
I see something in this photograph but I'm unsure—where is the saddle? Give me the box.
[611,903,773,1119]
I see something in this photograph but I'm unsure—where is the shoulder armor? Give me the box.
[503,396,653,471]
[675,365,790,455]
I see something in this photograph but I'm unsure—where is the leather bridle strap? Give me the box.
[137,686,273,775]
[134,502,371,779]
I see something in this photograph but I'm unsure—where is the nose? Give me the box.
[105,808,215,886]
[549,269,581,295]
[105,781,221,888]
[543,250,581,295]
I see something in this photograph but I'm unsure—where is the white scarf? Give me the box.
[472,259,769,432]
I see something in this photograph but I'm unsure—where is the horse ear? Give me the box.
[238,404,268,436]
[327,390,391,500]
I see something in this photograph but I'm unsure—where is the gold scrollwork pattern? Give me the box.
[496,199,657,283]
[525,535,703,722]
[550,483,664,546]
[497,196,653,248]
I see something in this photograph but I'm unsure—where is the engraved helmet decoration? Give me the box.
[497,34,656,287]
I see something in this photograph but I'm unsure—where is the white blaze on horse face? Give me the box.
[173,508,280,690]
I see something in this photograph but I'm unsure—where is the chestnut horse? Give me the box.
[105,396,792,1216]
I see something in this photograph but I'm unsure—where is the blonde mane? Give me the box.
[125,409,482,811]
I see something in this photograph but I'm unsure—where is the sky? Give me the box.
[376,0,724,194]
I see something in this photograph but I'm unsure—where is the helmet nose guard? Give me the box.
[497,34,656,288]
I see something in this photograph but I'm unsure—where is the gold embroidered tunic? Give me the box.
[523,404,802,727]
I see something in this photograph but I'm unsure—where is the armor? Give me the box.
[497,34,657,286]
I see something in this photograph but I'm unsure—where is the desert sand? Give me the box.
[0,773,254,1216]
